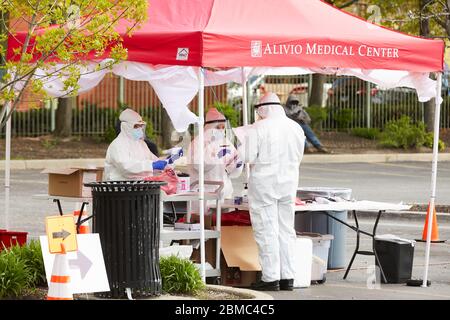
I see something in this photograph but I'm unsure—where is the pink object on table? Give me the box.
[295,197,306,206]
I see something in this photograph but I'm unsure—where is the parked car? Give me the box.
[327,77,379,107]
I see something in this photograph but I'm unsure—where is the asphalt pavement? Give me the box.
[1,161,449,238]
[269,219,450,300]
[1,162,450,300]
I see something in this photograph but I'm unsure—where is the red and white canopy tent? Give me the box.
[6,0,445,285]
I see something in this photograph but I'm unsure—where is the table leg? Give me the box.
[53,199,64,216]
[344,210,360,279]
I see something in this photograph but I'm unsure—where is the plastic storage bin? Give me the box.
[85,180,166,298]
[0,230,28,251]
[295,187,352,269]
[293,237,313,288]
[374,237,415,284]
[297,232,333,283]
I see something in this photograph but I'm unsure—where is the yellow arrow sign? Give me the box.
[45,215,78,254]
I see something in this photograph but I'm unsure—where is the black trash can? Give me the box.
[374,238,415,284]
[85,180,166,298]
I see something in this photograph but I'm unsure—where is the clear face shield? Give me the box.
[122,122,147,140]
[206,119,243,150]
[254,106,264,122]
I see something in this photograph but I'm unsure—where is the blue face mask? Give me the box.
[131,128,145,140]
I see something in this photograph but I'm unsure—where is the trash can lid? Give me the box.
[297,187,352,201]
[84,180,167,192]
[296,232,334,241]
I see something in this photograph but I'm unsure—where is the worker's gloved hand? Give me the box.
[236,161,243,169]
[217,148,231,158]
[152,160,168,171]
[166,147,183,164]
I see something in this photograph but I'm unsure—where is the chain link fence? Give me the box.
[256,73,450,131]
[3,72,449,137]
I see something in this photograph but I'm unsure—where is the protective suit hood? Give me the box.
[255,92,286,119]
[119,108,146,140]
[205,108,227,131]
[104,108,157,181]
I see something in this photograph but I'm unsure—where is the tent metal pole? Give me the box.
[422,72,442,287]
[366,81,371,128]
[4,100,11,229]
[198,68,206,282]
[241,67,248,126]
[241,68,251,182]
[119,76,125,105]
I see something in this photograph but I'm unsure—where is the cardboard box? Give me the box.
[42,167,104,198]
[220,226,261,288]
[190,238,217,267]
[188,213,213,230]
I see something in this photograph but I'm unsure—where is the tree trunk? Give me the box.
[161,106,175,149]
[309,74,326,108]
[54,97,75,137]
[420,0,435,132]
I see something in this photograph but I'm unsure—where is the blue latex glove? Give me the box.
[166,148,183,164]
[217,148,231,159]
[236,161,243,169]
[152,160,168,171]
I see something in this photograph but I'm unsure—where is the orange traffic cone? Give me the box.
[73,210,90,234]
[417,203,445,243]
[47,244,73,300]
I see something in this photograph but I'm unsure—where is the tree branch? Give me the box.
[338,0,359,9]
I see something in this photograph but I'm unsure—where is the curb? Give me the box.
[302,152,450,164]
[204,285,274,300]
[2,152,450,170]
[78,285,272,301]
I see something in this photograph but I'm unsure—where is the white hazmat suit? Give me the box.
[239,93,305,284]
[104,109,160,181]
[187,108,243,209]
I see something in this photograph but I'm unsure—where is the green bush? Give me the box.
[160,255,205,295]
[351,128,381,140]
[379,116,445,150]
[307,105,328,131]
[8,240,47,287]
[379,116,425,149]
[424,133,447,151]
[0,250,33,299]
[212,102,240,127]
[142,116,157,142]
[333,108,354,130]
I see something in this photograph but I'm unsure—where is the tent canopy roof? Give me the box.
[7,0,444,72]
[117,0,444,72]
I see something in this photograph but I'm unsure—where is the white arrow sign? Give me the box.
[69,250,93,279]
[40,233,110,294]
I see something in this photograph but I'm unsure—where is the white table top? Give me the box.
[34,191,221,203]
[161,191,220,202]
[32,194,93,203]
[33,194,411,212]
[217,199,411,212]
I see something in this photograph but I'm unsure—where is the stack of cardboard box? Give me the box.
[188,213,261,288]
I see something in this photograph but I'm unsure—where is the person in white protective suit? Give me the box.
[187,108,244,210]
[239,92,305,291]
[104,108,181,181]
